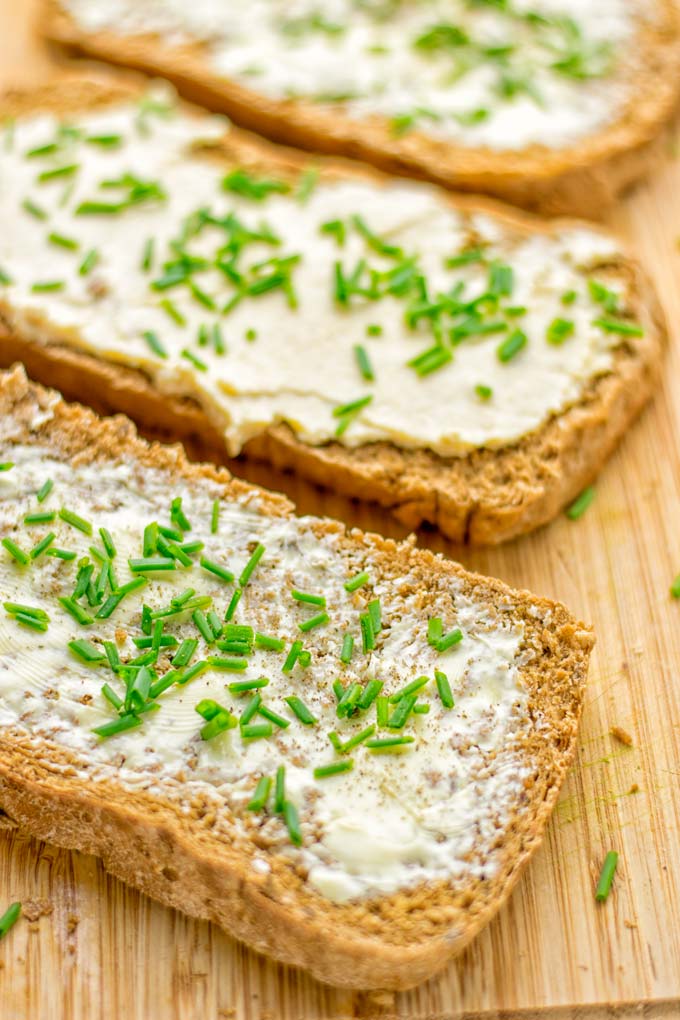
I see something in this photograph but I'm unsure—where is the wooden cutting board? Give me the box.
[2,4,680,1018]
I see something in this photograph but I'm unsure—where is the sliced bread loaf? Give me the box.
[0,81,666,543]
[0,365,593,989]
[45,0,680,217]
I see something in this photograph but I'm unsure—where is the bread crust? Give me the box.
[0,365,594,990]
[0,80,667,545]
[43,0,680,218]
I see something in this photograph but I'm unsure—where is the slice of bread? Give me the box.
[44,0,680,217]
[0,81,666,544]
[0,364,593,990]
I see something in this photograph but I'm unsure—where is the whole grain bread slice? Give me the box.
[0,365,593,990]
[0,80,667,545]
[43,0,680,218]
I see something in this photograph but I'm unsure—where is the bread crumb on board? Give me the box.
[610,726,634,746]
[21,899,53,922]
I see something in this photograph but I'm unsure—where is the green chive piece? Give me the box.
[200,556,234,584]
[376,696,389,727]
[3,602,48,620]
[670,575,680,599]
[365,735,415,752]
[239,543,265,586]
[358,679,383,710]
[435,669,454,709]
[333,395,373,436]
[546,317,575,345]
[143,330,167,359]
[387,694,418,729]
[48,231,79,251]
[241,722,274,740]
[255,632,285,652]
[68,639,105,664]
[0,902,21,940]
[22,198,48,220]
[247,776,272,811]
[13,612,47,631]
[427,618,443,646]
[193,609,215,643]
[284,696,317,725]
[129,557,175,572]
[2,538,30,565]
[38,163,79,183]
[353,344,375,381]
[299,610,329,633]
[333,680,345,702]
[367,599,381,633]
[101,683,123,711]
[344,571,370,593]
[210,499,220,535]
[340,724,375,754]
[30,532,56,560]
[437,628,463,653]
[225,588,242,621]
[337,682,363,718]
[31,280,65,293]
[595,851,619,902]
[593,317,644,337]
[229,677,269,694]
[24,511,55,524]
[177,660,209,686]
[497,328,527,363]
[360,611,375,652]
[36,479,54,503]
[413,704,430,714]
[291,589,326,607]
[98,528,116,559]
[475,384,493,400]
[207,656,248,671]
[566,486,595,520]
[283,800,302,846]
[161,299,186,327]
[93,714,144,739]
[258,705,290,729]
[282,640,303,672]
[340,632,354,663]
[274,765,286,813]
[240,693,262,727]
[46,548,77,561]
[59,507,92,535]
[141,238,154,272]
[170,496,191,532]
[172,638,198,667]
[328,731,343,752]
[562,289,577,306]
[314,760,354,779]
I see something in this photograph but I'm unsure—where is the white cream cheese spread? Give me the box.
[61,0,646,151]
[0,411,536,902]
[0,96,639,459]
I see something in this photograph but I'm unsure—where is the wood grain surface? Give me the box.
[2,3,680,1018]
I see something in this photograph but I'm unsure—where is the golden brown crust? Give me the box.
[0,79,667,545]
[43,0,680,218]
[0,365,593,989]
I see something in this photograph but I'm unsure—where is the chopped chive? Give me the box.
[247,776,272,811]
[59,507,92,535]
[193,609,215,644]
[3,602,48,620]
[177,660,209,686]
[387,694,418,729]
[445,248,484,268]
[26,141,59,158]
[337,682,362,718]
[353,344,375,381]
[239,543,265,587]
[13,612,48,632]
[283,800,302,846]
[274,765,286,812]
[255,632,285,651]
[240,693,262,726]
[141,238,154,272]
[413,703,430,714]
[437,628,463,653]
[546,317,575,345]
[333,395,373,436]
[22,198,47,220]
[595,851,619,902]
[0,902,21,940]
[282,640,303,673]
[333,680,346,702]
[367,598,381,633]
[2,538,29,565]
[593,317,644,337]
[328,731,343,752]
[258,705,290,729]
[566,486,595,520]
[291,589,326,607]
[207,656,248,671]
[435,669,454,709]
[29,532,55,560]
[133,634,177,650]
[161,299,186,327]
[497,328,527,363]
[360,611,375,652]
[181,348,207,371]
[562,289,577,305]
[38,163,79,183]
[46,547,77,561]
[357,679,383,710]
[671,575,680,599]
[344,571,369,593]
[200,710,238,741]
[24,511,56,524]
[407,344,452,378]
[142,330,167,359]
[99,527,116,559]
[314,759,354,779]
[285,696,317,725]
[365,735,415,752]
[172,638,199,668]
[210,499,220,534]
[340,724,375,753]
[86,133,122,148]
[296,166,319,203]
[200,556,234,583]
[241,722,273,740]
[59,596,94,625]
[366,323,382,337]
[475,384,493,400]
[101,683,123,711]
[376,695,389,727]
[427,618,443,646]
[299,610,329,633]
[340,632,354,664]
[225,588,242,621]
[48,231,79,251]
[93,714,144,739]
[0,266,11,285]
[230,677,269,695]
[36,478,53,503]
[129,556,176,573]
[31,280,64,293]
[68,639,105,664]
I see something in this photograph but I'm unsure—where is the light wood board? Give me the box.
[2,3,680,1018]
